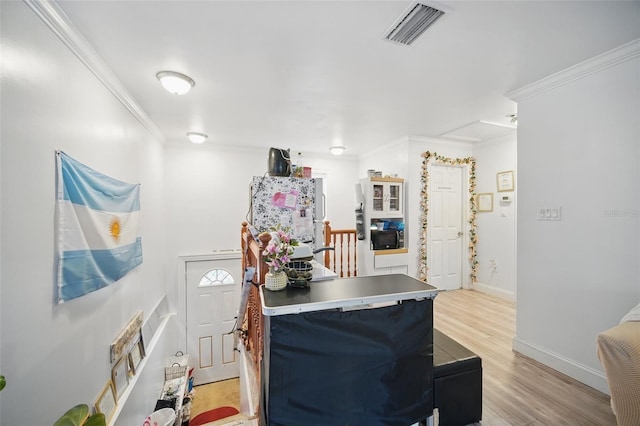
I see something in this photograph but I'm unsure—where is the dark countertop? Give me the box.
[260,273,439,316]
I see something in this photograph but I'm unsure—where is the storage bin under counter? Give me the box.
[259,274,439,426]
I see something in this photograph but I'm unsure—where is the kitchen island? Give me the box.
[239,222,337,381]
[240,222,438,425]
[259,274,438,426]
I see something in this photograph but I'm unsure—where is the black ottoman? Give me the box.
[433,329,482,426]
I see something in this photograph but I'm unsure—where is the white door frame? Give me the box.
[178,250,243,351]
[425,161,471,289]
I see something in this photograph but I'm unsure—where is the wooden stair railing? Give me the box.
[240,221,358,386]
[323,220,358,278]
[240,221,270,380]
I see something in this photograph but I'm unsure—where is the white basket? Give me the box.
[164,352,189,381]
[143,407,176,426]
[165,363,187,381]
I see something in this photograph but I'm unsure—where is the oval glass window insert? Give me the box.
[198,269,235,287]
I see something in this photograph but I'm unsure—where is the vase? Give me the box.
[265,267,287,291]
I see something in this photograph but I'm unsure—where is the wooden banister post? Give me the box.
[322,221,358,278]
[323,220,332,268]
[241,221,248,277]
[353,233,358,277]
[257,232,272,284]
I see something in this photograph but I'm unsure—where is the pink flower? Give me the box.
[262,228,295,271]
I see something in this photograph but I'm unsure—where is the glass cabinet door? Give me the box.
[388,184,401,213]
[372,184,384,212]
[368,179,403,217]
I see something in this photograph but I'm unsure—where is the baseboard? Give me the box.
[238,343,259,417]
[470,282,515,302]
[512,336,610,395]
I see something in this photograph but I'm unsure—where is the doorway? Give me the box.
[419,151,477,288]
[428,164,464,290]
[185,253,242,385]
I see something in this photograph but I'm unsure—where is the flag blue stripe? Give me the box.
[59,152,140,212]
[58,238,143,302]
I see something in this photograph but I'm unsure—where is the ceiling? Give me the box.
[56,1,640,155]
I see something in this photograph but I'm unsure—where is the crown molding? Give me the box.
[357,136,411,159]
[408,134,475,149]
[506,38,640,103]
[24,0,166,145]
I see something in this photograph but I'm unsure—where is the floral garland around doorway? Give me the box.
[419,152,478,284]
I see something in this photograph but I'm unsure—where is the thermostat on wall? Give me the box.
[500,195,512,203]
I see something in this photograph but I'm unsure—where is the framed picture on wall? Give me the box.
[477,193,493,212]
[110,310,143,363]
[496,170,515,192]
[128,338,144,376]
[111,355,130,400]
[142,321,154,348]
[95,380,117,424]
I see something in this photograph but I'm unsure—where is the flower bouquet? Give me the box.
[261,226,297,290]
[262,227,296,271]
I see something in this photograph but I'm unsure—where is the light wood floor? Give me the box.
[195,289,616,425]
[434,289,616,426]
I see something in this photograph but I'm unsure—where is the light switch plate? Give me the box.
[537,207,546,220]
[537,206,561,221]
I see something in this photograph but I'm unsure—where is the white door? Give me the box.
[186,256,242,385]
[429,165,463,290]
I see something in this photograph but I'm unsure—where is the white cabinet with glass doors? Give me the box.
[365,177,404,218]
[357,176,406,276]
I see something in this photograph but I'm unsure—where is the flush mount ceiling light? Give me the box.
[329,145,346,156]
[186,132,208,144]
[156,71,195,95]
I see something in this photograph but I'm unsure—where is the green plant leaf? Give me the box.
[0,375,5,392]
[84,412,106,426]
[53,404,89,426]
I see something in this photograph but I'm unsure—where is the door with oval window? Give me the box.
[186,254,242,385]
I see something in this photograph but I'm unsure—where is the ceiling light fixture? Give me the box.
[156,71,195,95]
[329,145,346,156]
[186,132,208,144]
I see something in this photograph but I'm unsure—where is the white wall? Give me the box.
[308,153,361,230]
[3,5,633,426]
[357,136,518,293]
[512,44,640,393]
[356,138,410,275]
[0,30,3,419]
[358,137,475,279]
[472,135,517,299]
[357,137,411,179]
[165,145,359,256]
[0,3,170,424]
[406,138,475,282]
[164,144,359,338]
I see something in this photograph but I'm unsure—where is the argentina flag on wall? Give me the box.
[56,151,143,303]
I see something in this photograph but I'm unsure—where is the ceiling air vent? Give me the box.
[384,3,445,46]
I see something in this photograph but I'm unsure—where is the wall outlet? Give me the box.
[489,260,497,271]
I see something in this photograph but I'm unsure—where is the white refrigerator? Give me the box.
[250,176,325,249]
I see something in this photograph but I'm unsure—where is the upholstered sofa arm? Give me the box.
[597,321,640,426]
